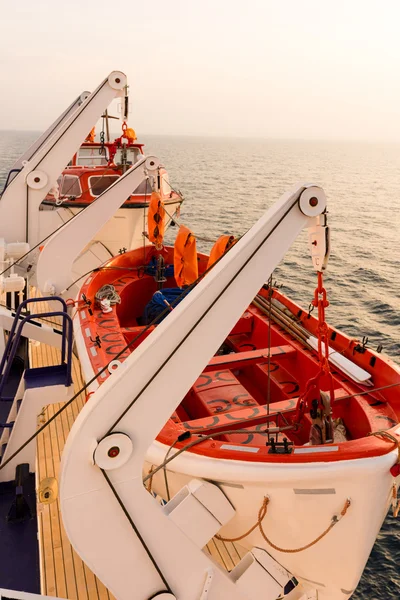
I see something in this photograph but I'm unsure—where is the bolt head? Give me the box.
[108,446,120,458]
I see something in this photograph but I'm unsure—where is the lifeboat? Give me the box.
[39,126,183,256]
[73,234,400,599]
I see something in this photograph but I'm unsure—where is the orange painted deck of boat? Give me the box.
[32,338,244,599]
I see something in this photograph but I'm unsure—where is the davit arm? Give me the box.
[7,91,90,179]
[0,71,127,247]
[59,184,327,600]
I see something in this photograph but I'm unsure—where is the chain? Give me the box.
[312,271,330,376]
[121,120,128,139]
[295,271,335,432]
[99,130,106,156]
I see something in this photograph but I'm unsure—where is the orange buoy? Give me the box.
[147,191,165,248]
[207,235,236,269]
[125,127,137,142]
[174,225,198,287]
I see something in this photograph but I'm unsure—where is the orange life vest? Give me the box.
[207,235,236,269]
[85,127,96,143]
[174,225,198,287]
[147,191,165,248]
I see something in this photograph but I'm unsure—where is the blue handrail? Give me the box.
[0,296,67,378]
[0,311,73,400]
[0,297,72,400]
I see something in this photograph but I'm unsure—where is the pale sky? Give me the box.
[2,0,400,141]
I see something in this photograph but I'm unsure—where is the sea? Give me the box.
[1,131,399,599]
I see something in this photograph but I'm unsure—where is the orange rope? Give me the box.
[216,496,351,553]
[215,497,269,543]
[146,465,155,493]
[369,430,400,463]
[392,484,400,518]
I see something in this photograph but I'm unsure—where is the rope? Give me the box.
[145,464,155,493]
[216,496,351,553]
[216,497,270,543]
[162,205,216,244]
[61,264,139,294]
[331,382,400,402]
[375,429,400,518]
[163,442,178,502]
[266,276,272,433]
[94,284,121,305]
[392,484,400,518]
[142,425,295,486]
[369,430,400,462]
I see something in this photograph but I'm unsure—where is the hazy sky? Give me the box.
[2,0,400,141]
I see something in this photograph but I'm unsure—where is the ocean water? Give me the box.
[1,131,399,598]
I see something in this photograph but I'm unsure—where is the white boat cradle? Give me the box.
[0,70,399,600]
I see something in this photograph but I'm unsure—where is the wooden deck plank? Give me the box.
[205,538,232,571]
[39,406,57,597]
[48,404,68,599]
[37,408,53,596]
[54,402,79,600]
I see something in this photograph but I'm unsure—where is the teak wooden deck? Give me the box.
[33,339,245,599]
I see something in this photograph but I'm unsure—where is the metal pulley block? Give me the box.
[307,212,330,272]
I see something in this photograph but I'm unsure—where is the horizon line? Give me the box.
[1,129,400,145]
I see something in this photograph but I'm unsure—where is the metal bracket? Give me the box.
[200,568,214,600]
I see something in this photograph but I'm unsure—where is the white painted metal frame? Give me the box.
[7,91,90,177]
[0,72,126,247]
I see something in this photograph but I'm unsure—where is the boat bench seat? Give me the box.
[204,345,296,372]
[178,387,359,447]
[183,368,258,420]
